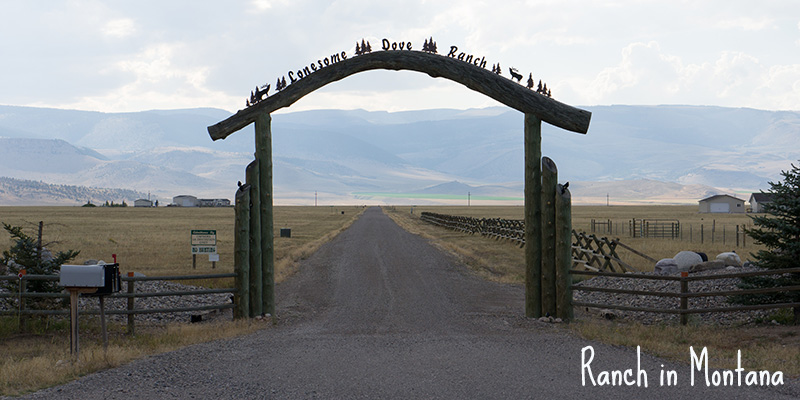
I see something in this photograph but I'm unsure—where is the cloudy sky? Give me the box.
[2,1,798,114]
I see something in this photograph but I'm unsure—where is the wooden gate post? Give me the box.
[524,113,542,318]
[255,113,275,317]
[245,160,263,317]
[234,183,251,319]
[541,157,558,317]
[555,183,573,321]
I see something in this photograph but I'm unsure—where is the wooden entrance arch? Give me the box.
[208,49,591,319]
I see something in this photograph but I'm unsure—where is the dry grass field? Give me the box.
[0,205,364,397]
[386,205,766,274]
[0,205,365,284]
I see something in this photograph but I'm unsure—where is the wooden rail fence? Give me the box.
[0,273,235,334]
[420,212,525,245]
[571,267,800,325]
[420,212,644,272]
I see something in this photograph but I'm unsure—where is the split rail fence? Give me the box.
[420,212,641,272]
[0,273,235,334]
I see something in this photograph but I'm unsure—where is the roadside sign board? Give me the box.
[191,230,217,254]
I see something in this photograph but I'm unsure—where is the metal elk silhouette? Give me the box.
[247,84,271,107]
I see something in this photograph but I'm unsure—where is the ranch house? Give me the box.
[748,192,774,213]
[698,194,745,213]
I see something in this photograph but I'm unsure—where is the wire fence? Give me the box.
[586,218,750,247]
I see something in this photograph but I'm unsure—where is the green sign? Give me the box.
[191,230,216,254]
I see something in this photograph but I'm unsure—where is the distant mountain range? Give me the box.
[0,104,797,206]
[0,177,146,206]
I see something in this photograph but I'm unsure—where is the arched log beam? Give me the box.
[208,50,591,140]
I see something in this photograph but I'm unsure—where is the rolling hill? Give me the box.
[0,104,797,205]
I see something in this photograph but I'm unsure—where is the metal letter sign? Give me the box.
[191,229,217,254]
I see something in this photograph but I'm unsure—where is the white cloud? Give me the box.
[53,43,240,112]
[249,0,289,13]
[581,41,681,101]
[103,18,136,38]
[756,64,800,110]
[568,40,800,110]
[714,17,775,31]
[711,51,761,97]
[7,1,800,113]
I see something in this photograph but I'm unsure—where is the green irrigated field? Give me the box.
[386,205,765,277]
[0,206,364,284]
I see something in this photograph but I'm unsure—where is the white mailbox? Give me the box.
[60,265,105,288]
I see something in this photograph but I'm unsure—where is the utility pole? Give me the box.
[315,191,317,207]
[468,192,471,207]
[607,193,609,207]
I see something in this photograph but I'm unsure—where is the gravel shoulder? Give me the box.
[19,207,800,399]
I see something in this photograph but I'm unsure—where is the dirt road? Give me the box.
[22,207,799,399]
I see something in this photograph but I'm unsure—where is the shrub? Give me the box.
[0,223,80,310]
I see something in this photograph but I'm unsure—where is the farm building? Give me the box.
[698,194,745,213]
[134,199,153,207]
[749,192,775,213]
[172,195,199,207]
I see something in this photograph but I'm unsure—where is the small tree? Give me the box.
[732,162,800,323]
[0,223,80,310]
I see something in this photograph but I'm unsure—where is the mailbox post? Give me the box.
[60,263,120,358]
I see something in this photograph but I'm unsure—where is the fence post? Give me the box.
[524,113,542,318]
[246,160,263,317]
[234,183,251,319]
[18,273,27,332]
[541,157,558,317]
[255,112,275,318]
[712,220,715,244]
[736,225,739,247]
[555,183,573,321]
[680,271,688,326]
[127,273,135,335]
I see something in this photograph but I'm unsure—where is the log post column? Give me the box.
[524,114,542,318]
[555,183,573,321]
[255,113,275,317]
[245,160,262,317]
[541,157,558,317]
[234,183,251,319]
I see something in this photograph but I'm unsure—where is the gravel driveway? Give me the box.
[19,207,799,399]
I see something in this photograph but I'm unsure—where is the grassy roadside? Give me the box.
[0,317,265,396]
[0,206,365,397]
[383,205,800,378]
